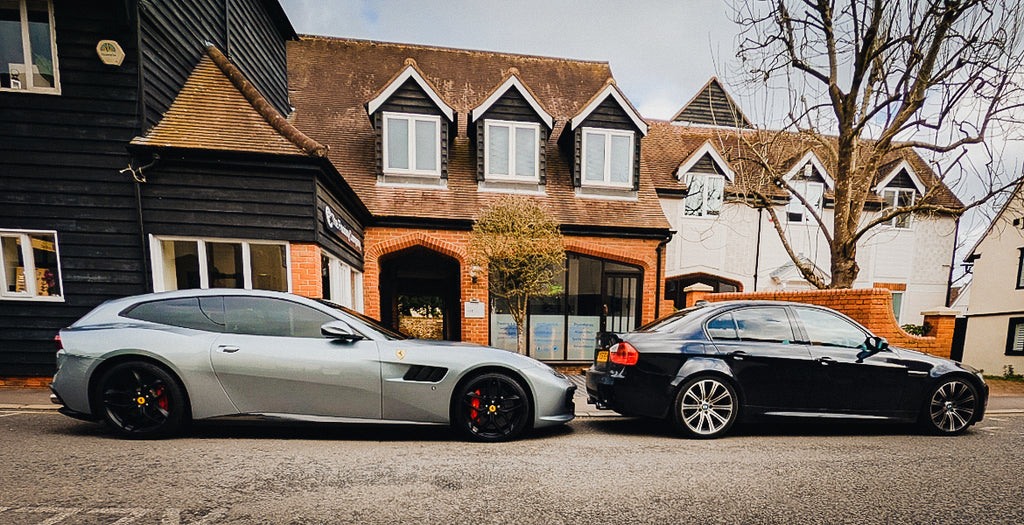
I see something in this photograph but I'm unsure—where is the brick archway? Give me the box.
[563,238,651,274]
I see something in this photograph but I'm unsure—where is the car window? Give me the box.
[730,307,795,343]
[224,296,335,338]
[706,312,738,340]
[122,297,224,332]
[640,306,702,333]
[794,307,869,349]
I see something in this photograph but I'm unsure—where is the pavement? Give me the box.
[4,376,1023,416]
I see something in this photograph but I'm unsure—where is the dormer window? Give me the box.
[876,161,925,230]
[783,152,832,224]
[582,127,633,188]
[684,173,724,217]
[383,112,440,176]
[485,119,539,181]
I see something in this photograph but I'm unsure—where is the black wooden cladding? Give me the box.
[316,179,364,271]
[690,152,725,175]
[0,1,147,375]
[473,88,550,183]
[139,0,291,130]
[675,80,753,129]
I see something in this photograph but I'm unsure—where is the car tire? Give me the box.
[919,377,979,436]
[95,360,187,439]
[453,372,531,442]
[671,375,738,439]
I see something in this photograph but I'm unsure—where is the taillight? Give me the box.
[54,334,63,351]
[609,341,639,366]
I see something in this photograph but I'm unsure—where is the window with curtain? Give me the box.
[581,127,634,188]
[485,120,539,181]
[383,112,440,176]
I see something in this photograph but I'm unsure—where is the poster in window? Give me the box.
[567,315,601,360]
[529,315,564,360]
[490,313,518,352]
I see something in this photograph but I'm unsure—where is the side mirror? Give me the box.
[321,320,364,342]
[866,336,889,353]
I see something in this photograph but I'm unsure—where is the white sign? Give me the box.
[96,40,125,66]
[529,315,564,360]
[567,316,601,360]
[490,313,518,352]
[464,299,485,318]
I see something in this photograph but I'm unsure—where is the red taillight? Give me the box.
[609,341,639,366]
[54,334,63,351]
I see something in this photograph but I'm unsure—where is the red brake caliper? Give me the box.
[155,386,168,411]
[470,389,481,421]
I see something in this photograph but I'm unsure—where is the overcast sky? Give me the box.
[279,0,741,122]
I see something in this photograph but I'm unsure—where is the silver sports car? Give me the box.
[50,289,576,441]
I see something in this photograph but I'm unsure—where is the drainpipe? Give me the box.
[753,208,763,291]
[945,216,961,307]
[655,233,672,319]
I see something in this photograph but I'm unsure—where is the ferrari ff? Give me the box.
[586,301,987,438]
[50,289,575,441]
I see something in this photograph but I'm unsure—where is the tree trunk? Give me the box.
[516,321,527,355]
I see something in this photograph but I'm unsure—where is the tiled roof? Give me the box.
[287,37,670,232]
[643,121,963,208]
[132,46,327,157]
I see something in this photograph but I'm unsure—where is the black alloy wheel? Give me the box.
[921,378,978,435]
[96,361,186,439]
[671,376,739,439]
[454,373,530,442]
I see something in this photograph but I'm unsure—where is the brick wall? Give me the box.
[362,227,669,346]
[290,243,323,299]
[692,288,955,358]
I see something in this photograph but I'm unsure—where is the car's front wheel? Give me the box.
[95,360,187,439]
[920,377,979,435]
[453,372,530,442]
[671,376,738,439]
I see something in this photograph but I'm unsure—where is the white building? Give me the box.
[644,79,961,324]
[960,181,1024,374]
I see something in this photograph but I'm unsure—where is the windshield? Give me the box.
[316,299,407,341]
[638,306,703,333]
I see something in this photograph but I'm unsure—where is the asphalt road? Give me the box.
[1,411,1022,524]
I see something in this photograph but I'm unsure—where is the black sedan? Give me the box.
[586,301,987,438]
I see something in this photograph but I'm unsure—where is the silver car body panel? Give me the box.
[51,289,574,430]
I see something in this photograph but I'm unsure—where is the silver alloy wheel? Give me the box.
[928,380,976,433]
[680,378,734,436]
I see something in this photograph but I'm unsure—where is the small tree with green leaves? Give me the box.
[470,196,565,355]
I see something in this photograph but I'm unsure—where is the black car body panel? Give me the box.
[586,301,988,434]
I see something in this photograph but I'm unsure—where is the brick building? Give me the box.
[286,38,673,363]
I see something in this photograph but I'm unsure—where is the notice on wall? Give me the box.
[490,313,518,352]
[567,316,601,360]
[464,299,485,318]
[530,315,565,360]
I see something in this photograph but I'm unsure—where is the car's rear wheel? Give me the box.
[672,376,738,439]
[920,378,978,435]
[453,372,530,442]
[96,360,186,439]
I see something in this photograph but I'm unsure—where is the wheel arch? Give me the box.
[88,353,193,421]
[920,371,985,424]
[668,357,745,408]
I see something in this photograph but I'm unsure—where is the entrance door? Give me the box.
[604,273,639,333]
[379,247,461,340]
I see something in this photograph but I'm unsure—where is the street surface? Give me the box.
[1,411,1022,524]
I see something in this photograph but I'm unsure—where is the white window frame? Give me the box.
[0,228,63,301]
[382,111,442,177]
[149,235,291,293]
[882,188,916,229]
[484,119,540,182]
[581,127,634,188]
[683,172,725,218]
[1,0,60,94]
[786,180,824,224]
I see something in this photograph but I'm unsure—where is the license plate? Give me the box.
[596,350,608,363]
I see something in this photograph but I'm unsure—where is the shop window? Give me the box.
[581,127,633,188]
[883,188,915,229]
[322,252,363,312]
[683,173,724,217]
[152,237,288,292]
[485,119,539,182]
[0,0,59,93]
[786,181,824,223]
[383,111,440,176]
[1007,318,1024,356]
[0,229,62,300]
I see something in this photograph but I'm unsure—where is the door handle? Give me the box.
[730,350,748,361]
[817,356,835,366]
[218,345,240,353]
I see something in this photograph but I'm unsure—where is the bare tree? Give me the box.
[728,0,1024,288]
[469,196,565,354]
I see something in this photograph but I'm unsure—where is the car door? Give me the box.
[707,306,818,412]
[791,306,907,415]
[208,295,382,419]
